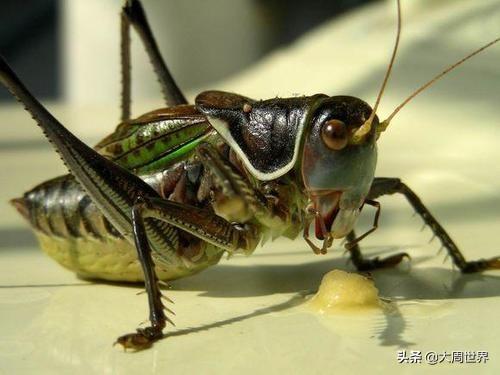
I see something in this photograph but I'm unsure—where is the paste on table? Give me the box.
[307,269,382,313]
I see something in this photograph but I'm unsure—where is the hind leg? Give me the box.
[115,195,261,350]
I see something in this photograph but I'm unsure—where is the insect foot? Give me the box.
[355,252,411,272]
[115,327,164,351]
[345,230,411,271]
[461,257,500,273]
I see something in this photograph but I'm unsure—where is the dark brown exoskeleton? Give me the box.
[1,0,499,350]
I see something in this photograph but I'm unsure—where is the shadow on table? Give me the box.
[173,249,500,301]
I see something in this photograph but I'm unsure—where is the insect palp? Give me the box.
[344,200,381,250]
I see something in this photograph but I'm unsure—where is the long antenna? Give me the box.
[380,37,500,129]
[352,0,401,143]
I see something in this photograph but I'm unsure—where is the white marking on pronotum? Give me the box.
[206,115,308,181]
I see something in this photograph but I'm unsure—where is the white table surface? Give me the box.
[1,0,500,374]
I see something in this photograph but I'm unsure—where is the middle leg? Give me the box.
[120,0,187,122]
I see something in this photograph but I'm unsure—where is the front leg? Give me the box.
[196,143,292,231]
[346,230,410,271]
[361,177,500,273]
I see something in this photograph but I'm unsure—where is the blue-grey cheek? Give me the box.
[307,143,377,209]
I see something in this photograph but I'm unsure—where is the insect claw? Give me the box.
[113,339,130,352]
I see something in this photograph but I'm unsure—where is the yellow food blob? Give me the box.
[307,269,381,313]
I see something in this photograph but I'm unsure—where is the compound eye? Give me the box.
[321,119,348,150]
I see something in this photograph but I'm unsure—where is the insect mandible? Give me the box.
[0,0,499,350]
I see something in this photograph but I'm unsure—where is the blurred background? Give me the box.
[1,0,498,111]
[0,0,499,234]
[0,0,377,103]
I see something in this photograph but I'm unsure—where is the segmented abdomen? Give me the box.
[11,162,223,282]
[12,174,122,241]
[10,106,227,281]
